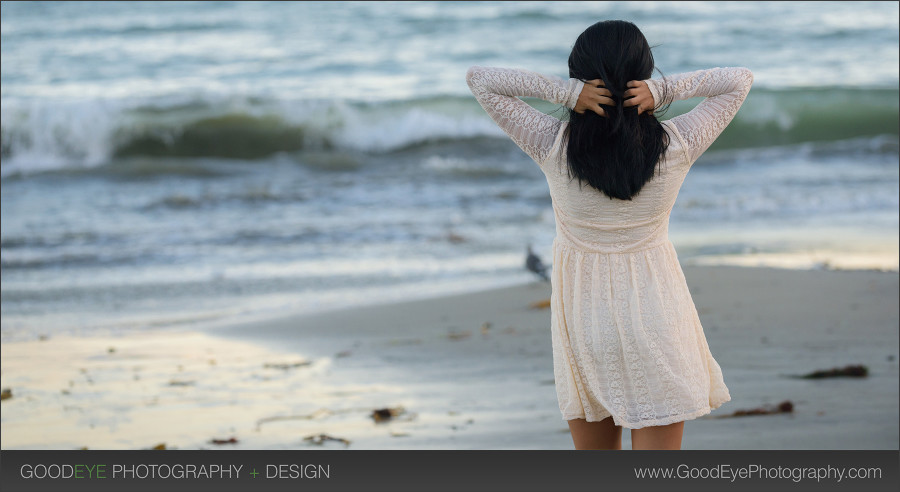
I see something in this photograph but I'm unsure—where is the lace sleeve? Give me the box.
[645,67,753,164]
[466,65,585,165]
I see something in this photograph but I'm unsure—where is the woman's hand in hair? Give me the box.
[623,80,655,115]
[574,79,614,117]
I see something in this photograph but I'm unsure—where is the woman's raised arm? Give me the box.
[466,65,585,165]
[645,67,754,164]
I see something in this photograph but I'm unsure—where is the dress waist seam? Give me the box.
[553,233,671,255]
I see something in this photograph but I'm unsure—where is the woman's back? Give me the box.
[543,119,690,253]
[466,63,752,429]
[466,64,753,253]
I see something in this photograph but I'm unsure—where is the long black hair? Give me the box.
[561,20,672,200]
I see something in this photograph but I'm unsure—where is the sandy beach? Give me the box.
[1,265,897,450]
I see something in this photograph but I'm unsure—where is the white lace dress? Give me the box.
[466,65,753,428]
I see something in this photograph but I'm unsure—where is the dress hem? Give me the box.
[561,396,731,430]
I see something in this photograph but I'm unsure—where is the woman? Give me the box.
[466,20,753,450]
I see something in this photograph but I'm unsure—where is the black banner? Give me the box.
[1,450,898,491]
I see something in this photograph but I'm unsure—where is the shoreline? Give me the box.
[2,245,897,345]
[2,264,898,450]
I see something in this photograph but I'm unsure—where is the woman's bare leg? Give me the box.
[630,421,684,450]
[567,416,623,450]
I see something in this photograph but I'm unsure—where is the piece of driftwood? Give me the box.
[720,400,794,418]
[303,433,350,446]
[797,364,868,379]
[255,408,334,431]
[447,331,471,340]
[263,361,313,370]
[210,437,239,445]
[371,406,406,423]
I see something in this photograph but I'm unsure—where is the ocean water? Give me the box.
[2,1,898,340]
